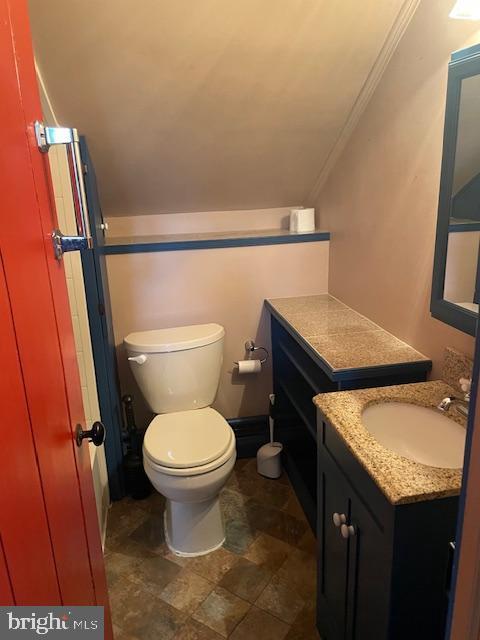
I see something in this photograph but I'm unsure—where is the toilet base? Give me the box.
[164,496,225,557]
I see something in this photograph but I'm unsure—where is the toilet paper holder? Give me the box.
[234,340,269,366]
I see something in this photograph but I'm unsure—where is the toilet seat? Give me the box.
[144,439,235,477]
[143,407,235,477]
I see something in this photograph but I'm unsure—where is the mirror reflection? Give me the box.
[445,74,480,314]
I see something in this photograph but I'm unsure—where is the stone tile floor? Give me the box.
[105,458,319,639]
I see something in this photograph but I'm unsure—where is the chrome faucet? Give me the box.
[437,378,471,418]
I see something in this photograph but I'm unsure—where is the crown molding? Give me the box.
[307,0,420,203]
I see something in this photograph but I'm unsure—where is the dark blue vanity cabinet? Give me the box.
[317,418,458,640]
[268,310,455,638]
[269,314,431,530]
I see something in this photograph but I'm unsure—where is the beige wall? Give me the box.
[106,241,329,426]
[316,0,479,379]
[106,208,296,237]
[29,0,408,216]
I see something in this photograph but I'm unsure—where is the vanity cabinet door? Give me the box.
[317,457,351,639]
[345,497,391,640]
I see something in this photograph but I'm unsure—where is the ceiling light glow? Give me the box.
[450,0,480,20]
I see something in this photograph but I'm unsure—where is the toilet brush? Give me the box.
[269,394,275,444]
[122,395,151,500]
[256,394,283,479]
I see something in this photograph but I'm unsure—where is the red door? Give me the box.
[0,0,111,632]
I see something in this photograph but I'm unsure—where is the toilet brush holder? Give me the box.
[257,392,283,478]
[257,442,283,479]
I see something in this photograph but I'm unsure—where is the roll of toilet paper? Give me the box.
[290,207,315,232]
[237,359,262,374]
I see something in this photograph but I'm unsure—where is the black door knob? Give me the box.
[75,421,106,447]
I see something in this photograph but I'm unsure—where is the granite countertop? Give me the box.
[314,380,465,504]
[265,294,431,374]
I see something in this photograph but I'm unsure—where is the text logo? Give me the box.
[0,607,103,639]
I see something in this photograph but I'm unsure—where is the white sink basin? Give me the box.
[361,402,466,469]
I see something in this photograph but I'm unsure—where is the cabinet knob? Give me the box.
[340,523,356,539]
[333,513,347,527]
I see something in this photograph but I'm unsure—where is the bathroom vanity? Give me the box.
[266,295,466,638]
[314,382,463,640]
[266,294,432,529]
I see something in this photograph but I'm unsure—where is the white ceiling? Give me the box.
[29,0,408,216]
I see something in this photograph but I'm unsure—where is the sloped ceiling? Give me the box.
[29,0,407,216]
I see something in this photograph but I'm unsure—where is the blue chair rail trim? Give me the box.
[448,222,480,233]
[102,231,330,254]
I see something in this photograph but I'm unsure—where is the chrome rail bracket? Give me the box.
[34,121,93,260]
[35,121,73,153]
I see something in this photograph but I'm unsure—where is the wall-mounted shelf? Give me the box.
[102,228,330,254]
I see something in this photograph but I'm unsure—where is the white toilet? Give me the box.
[124,323,236,557]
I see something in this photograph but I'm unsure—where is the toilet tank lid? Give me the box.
[124,323,225,353]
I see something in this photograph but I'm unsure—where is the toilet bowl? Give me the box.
[124,324,236,556]
[143,408,236,555]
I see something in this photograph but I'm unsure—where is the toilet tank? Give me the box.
[124,324,225,414]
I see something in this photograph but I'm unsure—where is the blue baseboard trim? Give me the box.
[228,415,269,458]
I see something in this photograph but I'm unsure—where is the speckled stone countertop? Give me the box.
[265,294,431,375]
[314,381,465,504]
